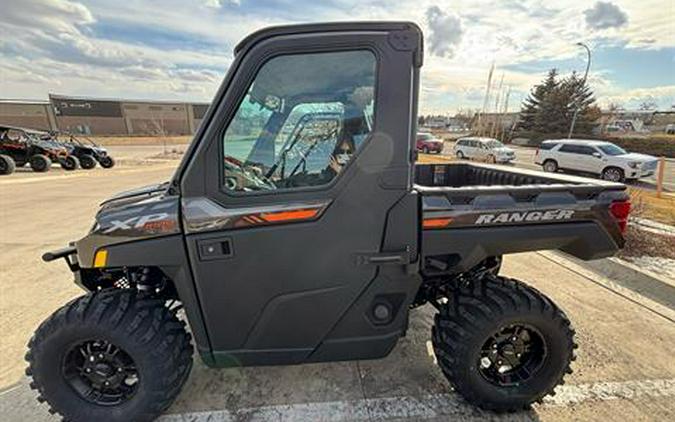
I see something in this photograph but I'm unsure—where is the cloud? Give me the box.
[425,6,463,58]
[584,2,628,30]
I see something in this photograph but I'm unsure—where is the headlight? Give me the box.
[628,161,640,169]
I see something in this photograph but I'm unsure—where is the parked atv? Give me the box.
[49,132,115,169]
[0,126,79,173]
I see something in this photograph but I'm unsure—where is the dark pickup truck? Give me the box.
[30,22,630,422]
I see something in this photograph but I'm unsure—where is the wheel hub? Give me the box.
[478,324,546,386]
[62,340,138,406]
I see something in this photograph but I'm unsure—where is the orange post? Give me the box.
[656,156,665,198]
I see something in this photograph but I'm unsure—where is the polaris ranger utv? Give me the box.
[29,22,631,421]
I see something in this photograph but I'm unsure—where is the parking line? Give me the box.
[159,378,675,421]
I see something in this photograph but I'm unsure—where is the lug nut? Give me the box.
[104,381,110,386]
[98,354,104,359]
[85,368,92,373]
[89,356,95,362]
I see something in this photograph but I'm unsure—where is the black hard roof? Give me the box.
[234,21,421,55]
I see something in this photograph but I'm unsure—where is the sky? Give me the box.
[1,0,673,114]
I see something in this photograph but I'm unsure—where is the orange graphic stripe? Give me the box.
[259,208,320,223]
[423,217,452,229]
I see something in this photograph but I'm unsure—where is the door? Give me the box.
[179,22,423,366]
[557,144,598,173]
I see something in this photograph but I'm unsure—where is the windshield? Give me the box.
[485,140,504,148]
[418,133,434,141]
[597,143,627,156]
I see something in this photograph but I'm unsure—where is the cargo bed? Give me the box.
[414,162,629,274]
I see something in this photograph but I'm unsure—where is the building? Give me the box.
[0,95,210,136]
[0,100,57,131]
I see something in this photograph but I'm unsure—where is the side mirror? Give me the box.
[592,152,602,158]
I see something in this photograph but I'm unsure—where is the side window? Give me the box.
[577,146,595,155]
[559,144,580,154]
[222,50,377,193]
[539,143,556,151]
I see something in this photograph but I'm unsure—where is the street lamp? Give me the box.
[568,42,592,138]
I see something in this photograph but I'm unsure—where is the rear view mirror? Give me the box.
[263,95,284,113]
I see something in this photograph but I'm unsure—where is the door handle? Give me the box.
[356,247,411,266]
[197,238,233,261]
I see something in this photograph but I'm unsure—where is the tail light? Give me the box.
[609,200,631,234]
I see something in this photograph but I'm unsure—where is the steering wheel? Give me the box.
[224,156,275,191]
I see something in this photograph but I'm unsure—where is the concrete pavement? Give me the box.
[1,151,674,421]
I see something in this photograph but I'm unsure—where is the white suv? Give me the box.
[534,139,658,182]
[453,137,516,163]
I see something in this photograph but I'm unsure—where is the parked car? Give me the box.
[666,124,675,135]
[416,132,444,153]
[535,139,658,182]
[0,125,79,174]
[453,137,516,163]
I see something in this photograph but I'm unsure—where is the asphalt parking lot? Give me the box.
[1,147,674,421]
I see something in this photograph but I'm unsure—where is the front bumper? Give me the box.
[42,245,85,289]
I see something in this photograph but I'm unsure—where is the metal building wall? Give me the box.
[0,102,55,131]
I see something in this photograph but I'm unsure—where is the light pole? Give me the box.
[568,42,591,138]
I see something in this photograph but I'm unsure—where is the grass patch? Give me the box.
[629,188,675,226]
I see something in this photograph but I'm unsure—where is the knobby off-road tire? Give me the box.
[99,156,115,168]
[79,154,97,169]
[61,155,80,171]
[26,289,193,422]
[29,154,50,172]
[0,154,16,175]
[432,275,576,412]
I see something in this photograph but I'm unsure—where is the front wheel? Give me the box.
[456,150,465,159]
[602,167,625,183]
[99,155,115,168]
[26,290,193,422]
[432,275,575,412]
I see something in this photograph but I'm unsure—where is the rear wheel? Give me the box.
[487,155,496,164]
[602,167,624,183]
[432,275,575,412]
[542,159,558,173]
[26,289,193,422]
[29,154,50,172]
[0,154,16,175]
[456,150,465,159]
[422,146,429,154]
[60,155,80,171]
[99,156,115,168]
[79,154,97,169]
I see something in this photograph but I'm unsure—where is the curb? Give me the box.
[543,251,675,315]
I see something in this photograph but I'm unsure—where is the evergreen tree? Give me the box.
[519,69,598,135]
[520,69,558,132]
